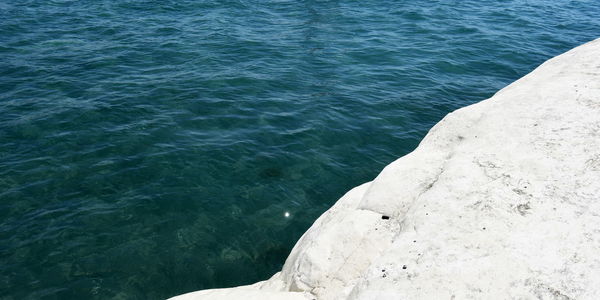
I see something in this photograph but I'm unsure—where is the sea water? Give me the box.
[1,0,599,299]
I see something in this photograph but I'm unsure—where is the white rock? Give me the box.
[170,38,600,300]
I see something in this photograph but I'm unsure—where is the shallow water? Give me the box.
[1,0,599,299]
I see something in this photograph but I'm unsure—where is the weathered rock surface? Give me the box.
[170,38,600,300]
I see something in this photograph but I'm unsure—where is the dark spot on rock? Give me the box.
[425,213,429,216]
[381,269,385,272]
[517,202,531,216]
[413,240,416,243]
[382,215,390,220]
[382,274,387,278]
[402,265,407,270]
[458,135,464,140]
[512,188,526,195]
[482,227,486,230]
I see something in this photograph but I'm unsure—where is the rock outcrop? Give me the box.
[170,38,600,300]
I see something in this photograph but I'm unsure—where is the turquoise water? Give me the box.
[1,0,599,299]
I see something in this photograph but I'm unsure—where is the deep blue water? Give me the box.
[1,0,599,299]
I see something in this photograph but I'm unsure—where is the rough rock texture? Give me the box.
[170,38,600,300]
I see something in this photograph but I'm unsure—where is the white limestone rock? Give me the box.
[170,38,600,300]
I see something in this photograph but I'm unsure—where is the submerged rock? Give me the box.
[170,38,600,299]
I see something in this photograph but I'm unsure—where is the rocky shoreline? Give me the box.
[171,38,600,300]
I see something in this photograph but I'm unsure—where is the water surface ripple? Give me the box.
[1,0,599,299]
